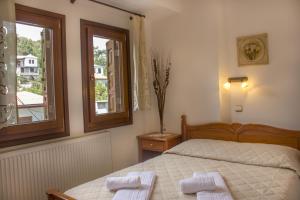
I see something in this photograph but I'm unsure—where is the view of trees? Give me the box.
[94,47,108,76]
[94,46,108,102]
[17,36,44,95]
[17,36,41,59]
[95,81,108,101]
[17,33,109,102]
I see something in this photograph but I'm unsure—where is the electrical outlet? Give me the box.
[235,105,243,112]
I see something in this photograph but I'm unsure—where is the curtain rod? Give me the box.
[71,0,146,18]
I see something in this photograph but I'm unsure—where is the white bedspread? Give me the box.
[65,139,300,200]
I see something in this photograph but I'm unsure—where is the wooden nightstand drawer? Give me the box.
[142,140,164,152]
[137,132,182,162]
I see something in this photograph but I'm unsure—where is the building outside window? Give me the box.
[16,54,39,79]
[0,4,69,147]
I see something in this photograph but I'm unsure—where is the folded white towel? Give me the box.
[179,176,216,194]
[106,176,141,191]
[193,172,234,200]
[113,171,156,200]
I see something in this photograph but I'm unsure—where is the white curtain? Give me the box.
[0,0,17,129]
[130,15,151,111]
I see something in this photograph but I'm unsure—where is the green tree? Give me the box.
[94,47,107,76]
[23,83,43,95]
[17,36,41,57]
[95,81,108,101]
[17,36,43,95]
[17,76,29,84]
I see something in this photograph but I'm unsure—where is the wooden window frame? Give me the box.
[0,4,69,148]
[80,19,132,132]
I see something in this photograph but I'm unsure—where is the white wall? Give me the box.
[14,0,158,171]
[150,0,223,132]
[219,0,300,129]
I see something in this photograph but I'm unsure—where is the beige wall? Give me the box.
[150,0,222,133]
[10,0,300,172]
[14,0,158,171]
[219,0,300,129]
[151,0,300,131]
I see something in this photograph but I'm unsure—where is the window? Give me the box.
[81,19,132,132]
[0,4,69,147]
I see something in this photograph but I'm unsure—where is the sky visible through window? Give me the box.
[16,23,43,41]
[93,36,109,50]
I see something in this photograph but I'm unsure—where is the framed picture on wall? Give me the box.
[237,33,269,66]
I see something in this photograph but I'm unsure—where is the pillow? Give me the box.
[165,139,300,176]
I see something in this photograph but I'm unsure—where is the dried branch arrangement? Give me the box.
[152,53,171,134]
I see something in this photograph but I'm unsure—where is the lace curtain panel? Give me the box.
[0,0,17,129]
[130,16,151,111]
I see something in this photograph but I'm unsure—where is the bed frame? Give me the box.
[47,115,300,200]
[181,115,300,150]
[47,189,75,200]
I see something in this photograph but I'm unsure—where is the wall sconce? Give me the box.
[224,77,248,90]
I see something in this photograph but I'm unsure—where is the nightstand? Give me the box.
[137,132,182,162]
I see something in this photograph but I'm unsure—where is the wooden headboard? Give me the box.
[181,115,300,150]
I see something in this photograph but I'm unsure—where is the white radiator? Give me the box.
[0,132,113,200]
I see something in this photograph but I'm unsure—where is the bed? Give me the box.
[47,115,300,200]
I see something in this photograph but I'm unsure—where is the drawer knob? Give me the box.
[150,143,153,146]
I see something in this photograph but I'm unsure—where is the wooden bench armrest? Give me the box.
[47,189,76,200]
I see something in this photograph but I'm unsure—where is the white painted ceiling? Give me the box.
[93,0,183,18]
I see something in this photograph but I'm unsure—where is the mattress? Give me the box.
[65,139,300,200]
